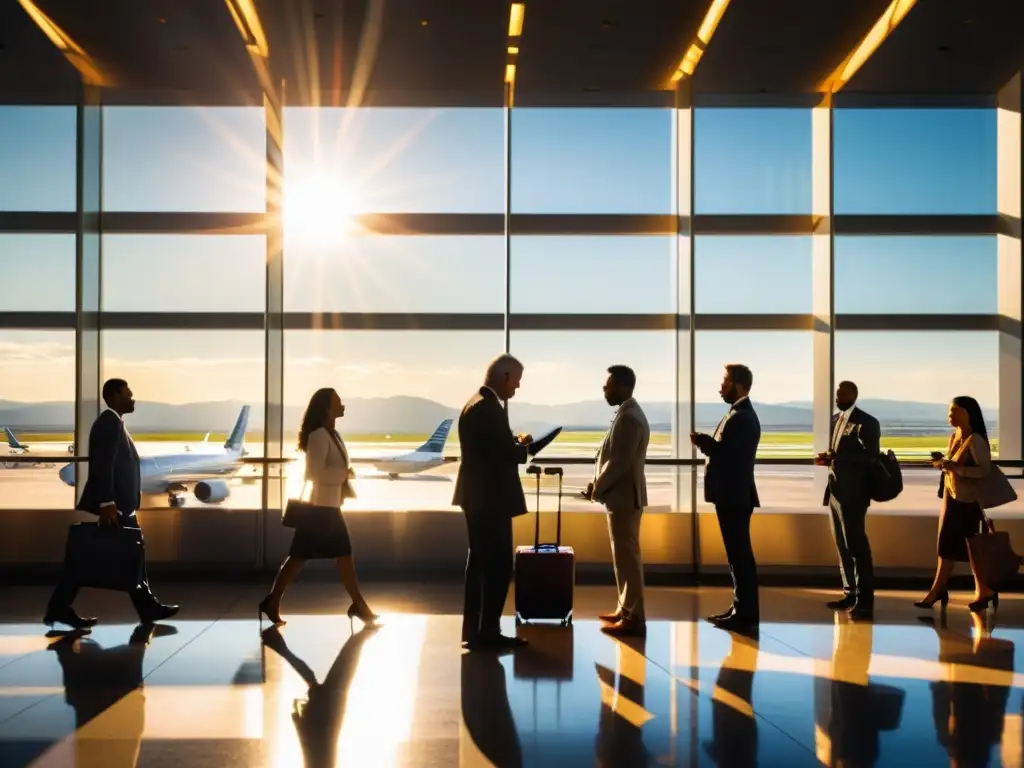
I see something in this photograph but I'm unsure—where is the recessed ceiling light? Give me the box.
[420,19,428,26]
[158,17,166,24]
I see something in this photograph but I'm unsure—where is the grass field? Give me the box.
[16,430,979,457]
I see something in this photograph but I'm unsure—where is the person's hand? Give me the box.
[938,458,957,473]
[689,432,698,444]
[581,482,594,501]
[98,504,120,527]
[517,433,533,445]
[814,452,832,467]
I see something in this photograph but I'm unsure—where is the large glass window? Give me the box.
[103,107,267,212]
[834,109,996,214]
[0,235,76,311]
[695,331,815,513]
[103,235,267,312]
[835,331,999,515]
[511,109,673,214]
[0,107,76,211]
[510,236,676,314]
[101,330,266,510]
[0,331,76,509]
[694,109,812,214]
[835,236,997,314]
[695,236,811,314]
[283,330,502,511]
[284,235,504,313]
[284,108,505,214]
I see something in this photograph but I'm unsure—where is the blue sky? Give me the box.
[0,105,1002,409]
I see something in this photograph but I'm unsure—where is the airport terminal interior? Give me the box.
[2,0,1024,764]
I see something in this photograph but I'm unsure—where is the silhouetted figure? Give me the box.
[46,378,178,629]
[705,633,759,766]
[454,354,532,650]
[816,381,880,619]
[692,364,762,633]
[261,623,379,767]
[595,637,649,767]
[461,650,523,767]
[927,613,1013,767]
[48,624,177,766]
[261,387,377,627]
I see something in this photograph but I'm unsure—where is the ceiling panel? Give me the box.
[845,0,1024,94]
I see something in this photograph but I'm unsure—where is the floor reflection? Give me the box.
[2,587,1024,766]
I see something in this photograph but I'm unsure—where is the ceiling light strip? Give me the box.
[819,0,918,93]
[669,0,733,84]
[505,3,525,105]
[17,0,109,85]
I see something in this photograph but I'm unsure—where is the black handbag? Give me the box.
[64,522,145,592]
[282,481,339,530]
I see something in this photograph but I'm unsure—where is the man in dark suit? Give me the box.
[45,379,178,629]
[691,364,761,633]
[815,380,880,619]
[454,354,531,650]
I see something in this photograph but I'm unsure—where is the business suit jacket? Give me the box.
[695,398,761,508]
[76,410,141,515]
[452,387,529,518]
[823,407,880,508]
[305,427,356,508]
[593,398,650,513]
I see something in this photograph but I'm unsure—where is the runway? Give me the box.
[5,440,1022,517]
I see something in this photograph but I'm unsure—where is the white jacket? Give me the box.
[304,427,355,507]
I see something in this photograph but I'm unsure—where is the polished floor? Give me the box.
[0,582,1023,767]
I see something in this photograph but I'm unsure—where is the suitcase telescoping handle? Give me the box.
[527,465,542,549]
[544,466,564,547]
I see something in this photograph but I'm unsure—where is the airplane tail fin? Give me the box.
[224,406,250,453]
[3,427,26,451]
[416,418,454,454]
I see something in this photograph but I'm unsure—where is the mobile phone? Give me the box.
[930,451,944,461]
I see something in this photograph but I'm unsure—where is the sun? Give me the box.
[285,172,360,244]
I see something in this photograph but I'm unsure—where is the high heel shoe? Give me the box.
[346,603,379,628]
[968,592,999,613]
[913,589,949,610]
[259,596,285,625]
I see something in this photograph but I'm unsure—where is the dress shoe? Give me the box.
[710,614,759,637]
[43,607,97,630]
[826,594,857,611]
[137,603,179,624]
[466,633,527,651]
[849,602,874,621]
[598,610,624,623]
[706,607,735,623]
[600,618,647,638]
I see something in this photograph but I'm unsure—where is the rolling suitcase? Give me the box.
[514,465,575,626]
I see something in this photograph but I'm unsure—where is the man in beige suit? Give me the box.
[584,365,650,637]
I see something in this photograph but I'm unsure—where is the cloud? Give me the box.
[0,340,74,362]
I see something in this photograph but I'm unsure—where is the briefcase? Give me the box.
[514,466,575,626]
[967,518,1023,590]
[64,523,145,592]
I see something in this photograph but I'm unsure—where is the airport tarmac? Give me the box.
[4,440,1023,517]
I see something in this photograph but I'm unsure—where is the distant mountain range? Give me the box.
[0,397,993,434]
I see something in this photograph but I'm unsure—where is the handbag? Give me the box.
[64,522,145,592]
[967,517,1023,591]
[977,465,1018,509]
[282,481,340,530]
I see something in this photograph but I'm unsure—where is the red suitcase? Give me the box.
[514,465,575,626]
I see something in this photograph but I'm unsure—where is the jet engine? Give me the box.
[194,480,230,504]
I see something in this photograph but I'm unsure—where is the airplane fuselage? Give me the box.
[139,450,242,493]
[372,450,445,476]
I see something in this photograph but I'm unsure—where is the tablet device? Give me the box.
[527,426,562,456]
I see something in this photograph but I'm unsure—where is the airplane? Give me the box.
[57,406,251,508]
[2,427,73,468]
[355,418,455,479]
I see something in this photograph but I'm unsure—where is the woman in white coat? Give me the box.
[260,388,377,626]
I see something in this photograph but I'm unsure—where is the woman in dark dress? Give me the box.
[259,388,378,626]
[914,396,997,613]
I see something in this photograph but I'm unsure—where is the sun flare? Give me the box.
[285,172,360,244]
